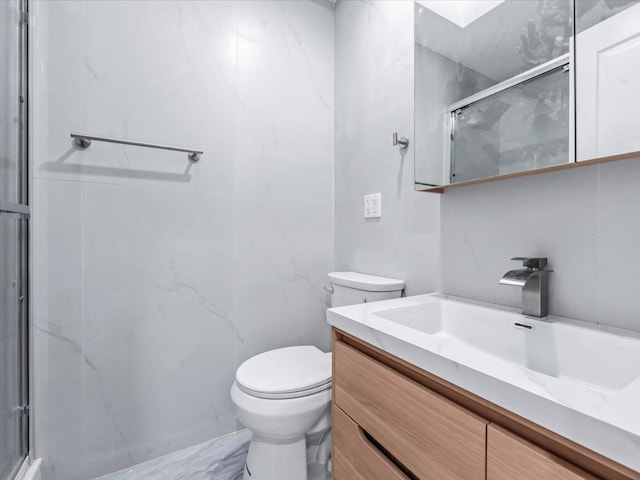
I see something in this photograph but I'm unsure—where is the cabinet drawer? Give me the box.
[334,340,488,480]
[487,424,599,480]
[333,405,409,480]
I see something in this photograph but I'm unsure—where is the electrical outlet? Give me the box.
[364,193,382,218]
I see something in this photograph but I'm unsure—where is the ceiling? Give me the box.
[415,0,506,27]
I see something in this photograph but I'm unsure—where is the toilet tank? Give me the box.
[328,272,405,307]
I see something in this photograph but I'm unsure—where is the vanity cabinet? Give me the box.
[487,424,597,480]
[333,340,487,480]
[332,406,409,480]
[332,329,640,480]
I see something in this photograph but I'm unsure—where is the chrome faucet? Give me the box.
[499,257,550,317]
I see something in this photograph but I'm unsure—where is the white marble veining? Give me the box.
[31,1,333,478]
[328,294,640,472]
[334,0,441,296]
[94,429,251,480]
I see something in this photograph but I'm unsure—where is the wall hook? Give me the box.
[393,132,409,150]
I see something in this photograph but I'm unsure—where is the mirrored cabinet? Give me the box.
[414,0,640,191]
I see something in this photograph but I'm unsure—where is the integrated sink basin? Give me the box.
[327,293,640,471]
[374,298,640,392]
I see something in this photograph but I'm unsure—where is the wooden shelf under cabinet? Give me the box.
[417,150,640,194]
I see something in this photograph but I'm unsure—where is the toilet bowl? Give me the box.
[231,346,332,480]
[230,271,405,480]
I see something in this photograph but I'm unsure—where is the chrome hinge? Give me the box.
[20,12,28,25]
[16,405,29,416]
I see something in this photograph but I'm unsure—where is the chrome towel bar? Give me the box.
[70,133,203,162]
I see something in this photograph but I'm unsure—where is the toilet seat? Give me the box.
[236,346,332,399]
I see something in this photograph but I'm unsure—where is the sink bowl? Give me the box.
[374,298,640,392]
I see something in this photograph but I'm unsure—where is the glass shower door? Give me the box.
[0,0,29,479]
[0,217,27,480]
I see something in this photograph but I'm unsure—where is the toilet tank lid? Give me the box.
[328,271,405,292]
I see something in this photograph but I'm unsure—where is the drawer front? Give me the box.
[334,340,488,480]
[487,424,599,480]
[333,405,409,480]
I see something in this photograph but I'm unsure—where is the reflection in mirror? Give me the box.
[451,65,570,183]
[575,1,640,161]
[414,0,573,187]
[576,0,638,32]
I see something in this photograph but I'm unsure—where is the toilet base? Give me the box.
[243,434,307,480]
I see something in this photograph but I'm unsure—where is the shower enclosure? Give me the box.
[0,0,30,479]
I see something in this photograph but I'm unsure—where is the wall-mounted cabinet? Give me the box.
[414,0,640,192]
[576,2,640,161]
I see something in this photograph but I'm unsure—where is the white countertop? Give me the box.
[327,293,640,472]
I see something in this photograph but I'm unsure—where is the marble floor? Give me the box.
[94,430,252,480]
[93,429,331,480]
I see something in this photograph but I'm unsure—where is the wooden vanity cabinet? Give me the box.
[333,340,487,480]
[487,425,597,480]
[332,406,409,480]
[332,328,640,480]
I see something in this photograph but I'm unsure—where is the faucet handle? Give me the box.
[510,257,547,270]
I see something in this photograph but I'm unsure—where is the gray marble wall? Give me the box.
[440,158,640,332]
[31,1,334,479]
[334,0,441,296]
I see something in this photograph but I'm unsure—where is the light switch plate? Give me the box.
[364,193,382,218]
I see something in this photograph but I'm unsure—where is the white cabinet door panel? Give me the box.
[576,3,640,160]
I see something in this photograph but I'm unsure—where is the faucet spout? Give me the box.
[499,269,532,288]
[499,258,550,317]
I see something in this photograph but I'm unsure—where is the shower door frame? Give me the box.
[18,0,30,462]
[1,0,31,477]
[445,52,573,185]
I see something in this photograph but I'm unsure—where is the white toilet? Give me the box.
[230,271,405,480]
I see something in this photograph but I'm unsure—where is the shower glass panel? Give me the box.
[0,0,29,479]
[450,65,570,183]
[1,0,21,204]
[0,216,26,480]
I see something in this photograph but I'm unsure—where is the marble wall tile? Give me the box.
[31,179,84,480]
[439,152,640,333]
[440,167,599,323]
[31,1,85,183]
[233,0,334,364]
[80,1,238,193]
[80,184,237,478]
[32,1,334,479]
[334,0,440,296]
[596,158,640,331]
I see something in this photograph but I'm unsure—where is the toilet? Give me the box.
[230,271,405,480]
